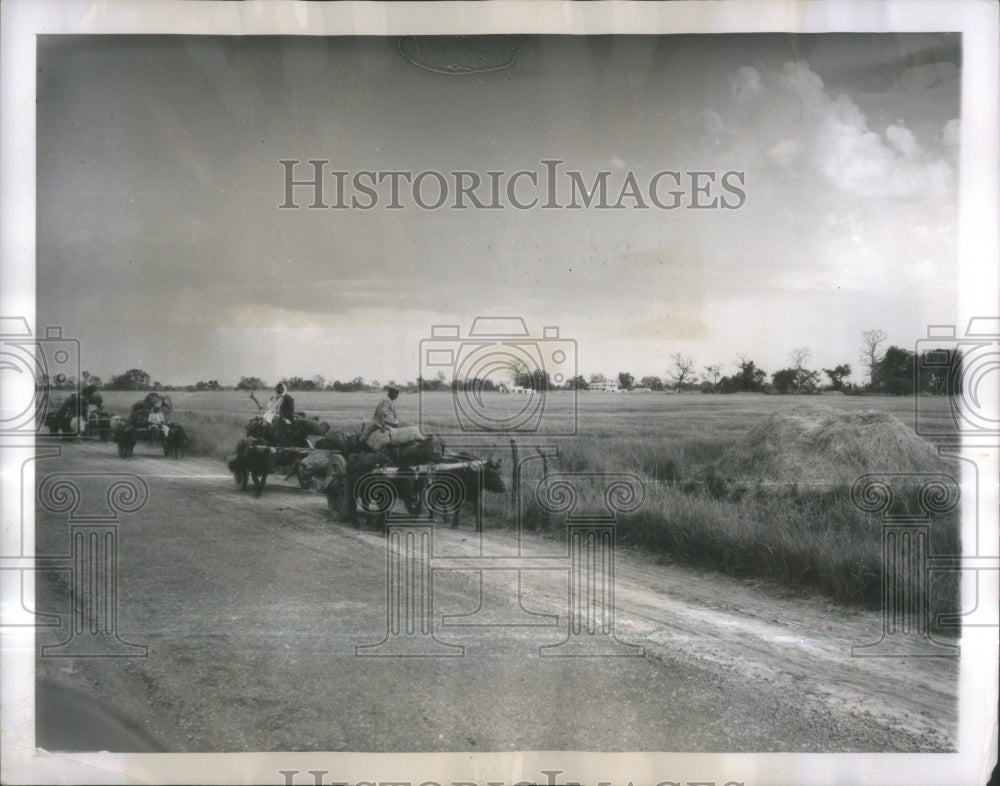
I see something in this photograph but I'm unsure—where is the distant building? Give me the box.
[587,378,620,392]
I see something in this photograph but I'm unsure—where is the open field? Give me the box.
[92,390,962,620]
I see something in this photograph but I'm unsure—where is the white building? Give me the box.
[587,378,620,392]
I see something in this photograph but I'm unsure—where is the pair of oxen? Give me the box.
[111,393,189,459]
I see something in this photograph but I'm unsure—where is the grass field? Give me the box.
[94,389,962,623]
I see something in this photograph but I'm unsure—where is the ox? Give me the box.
[340,452,392,526]
[112,422,138,458]
[163,424,190,459]
[227,438,273,497]
[430,454,506,530]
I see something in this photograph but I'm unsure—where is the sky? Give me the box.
[36,33,961,387]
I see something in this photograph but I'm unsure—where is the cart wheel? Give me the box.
[297,465,312,489]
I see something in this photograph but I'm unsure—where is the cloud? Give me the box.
[722,60,956,201]
[898,62,960,91]
[702,109,725,136]
[941,118,960,156]
[730,66,761,100]
[885,121,919,157]
[766,138,802,167]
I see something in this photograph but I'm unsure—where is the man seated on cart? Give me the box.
[147,402,169,441]
[262,382,295,443]
[373,386,400,430]
[362,385,399,444]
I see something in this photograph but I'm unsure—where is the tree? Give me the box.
[702,364,722,388]
[329,376,367,392]
[668,353,696,390]
[640,375,664,391]
[774,348,820,394]
[873,346,915,395]
[107,368,152,390]
[617,372,635,391]
[824,364,852,391]
[515,368,552,390]
[282,376,314,390]
[567,375,589,390]
[790,347,811,373]
[236,376,266,391]
[861,329,888,388]
[771,368,799,394]
[588,373,607,385]
[719,356,767,393]
[421,371,450,391]
[917,350,960,395]
[82,372,103,389]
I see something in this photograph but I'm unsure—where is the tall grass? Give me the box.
[169,411,246,460]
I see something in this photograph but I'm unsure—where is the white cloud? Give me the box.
[766,139,802,167]
[721,61,956,201]
[702,109,725,136]
[885,121,919,157]
[941,118,960,153]
[729,65,761,100]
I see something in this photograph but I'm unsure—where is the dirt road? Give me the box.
[33,441,957,752]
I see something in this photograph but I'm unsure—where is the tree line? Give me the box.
[39,329,960,397]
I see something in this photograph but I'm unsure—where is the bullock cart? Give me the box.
[228,440,348,500]
[333,454,505,530]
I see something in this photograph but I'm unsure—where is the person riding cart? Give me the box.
[262,383,296,444]
[147,403,169,441]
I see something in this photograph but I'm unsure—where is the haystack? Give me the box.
[716,406,950,490]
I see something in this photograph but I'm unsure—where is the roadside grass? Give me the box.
[170,411,246,460]
[92,390,961,623]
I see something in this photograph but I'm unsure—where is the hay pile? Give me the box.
[716,406,950,490]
